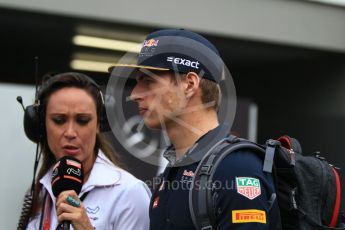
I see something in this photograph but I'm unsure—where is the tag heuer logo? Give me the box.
[235,177,261,200]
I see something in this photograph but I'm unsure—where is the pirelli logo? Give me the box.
[232,209,266,224]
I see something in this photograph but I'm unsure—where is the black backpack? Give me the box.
[190,135,345,230]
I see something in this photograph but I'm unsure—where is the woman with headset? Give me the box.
[21,72,151,229]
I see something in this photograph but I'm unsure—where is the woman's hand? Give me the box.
[55,190,93,230]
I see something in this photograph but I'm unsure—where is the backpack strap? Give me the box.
[189,137,235,230]
[264,139,281,173]
[329,167,342,228]
[189,136,266,230]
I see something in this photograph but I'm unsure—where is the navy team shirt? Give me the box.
[149,125,280,229]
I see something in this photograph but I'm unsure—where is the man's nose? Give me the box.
[130,84,143,102]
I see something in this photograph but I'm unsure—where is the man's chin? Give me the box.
[143,119,163,130]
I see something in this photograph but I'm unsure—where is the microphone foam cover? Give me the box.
[51,156,84,197]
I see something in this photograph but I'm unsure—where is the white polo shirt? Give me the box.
[27,151,151,230]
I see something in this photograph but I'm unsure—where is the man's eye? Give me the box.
[138,76,154,83]
[142,78,153,84]
[52,117,66,125]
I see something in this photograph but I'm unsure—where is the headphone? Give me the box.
[23,72,110,143]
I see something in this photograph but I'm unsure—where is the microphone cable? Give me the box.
[17,144,42,230]
[17,56,42,230]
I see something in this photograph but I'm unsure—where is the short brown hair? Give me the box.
[199,78,221,111]
[171,72,221,111]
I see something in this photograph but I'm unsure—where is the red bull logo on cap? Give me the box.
[143,39,159,47]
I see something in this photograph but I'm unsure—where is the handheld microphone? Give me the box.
[51,156,84,230]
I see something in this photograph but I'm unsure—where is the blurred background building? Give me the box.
[1,0,345,228]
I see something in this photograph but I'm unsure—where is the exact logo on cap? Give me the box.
[167,57,200,69]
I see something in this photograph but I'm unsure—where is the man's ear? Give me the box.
[185,72,200,98]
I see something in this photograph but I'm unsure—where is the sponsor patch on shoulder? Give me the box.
[152,197,160,209]
[183,170,195,177]
[235,177,261,200]
[232,209,266,224]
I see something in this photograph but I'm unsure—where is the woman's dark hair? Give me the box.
[31,72,123,216]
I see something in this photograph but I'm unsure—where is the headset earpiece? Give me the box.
[23,104,41,143]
